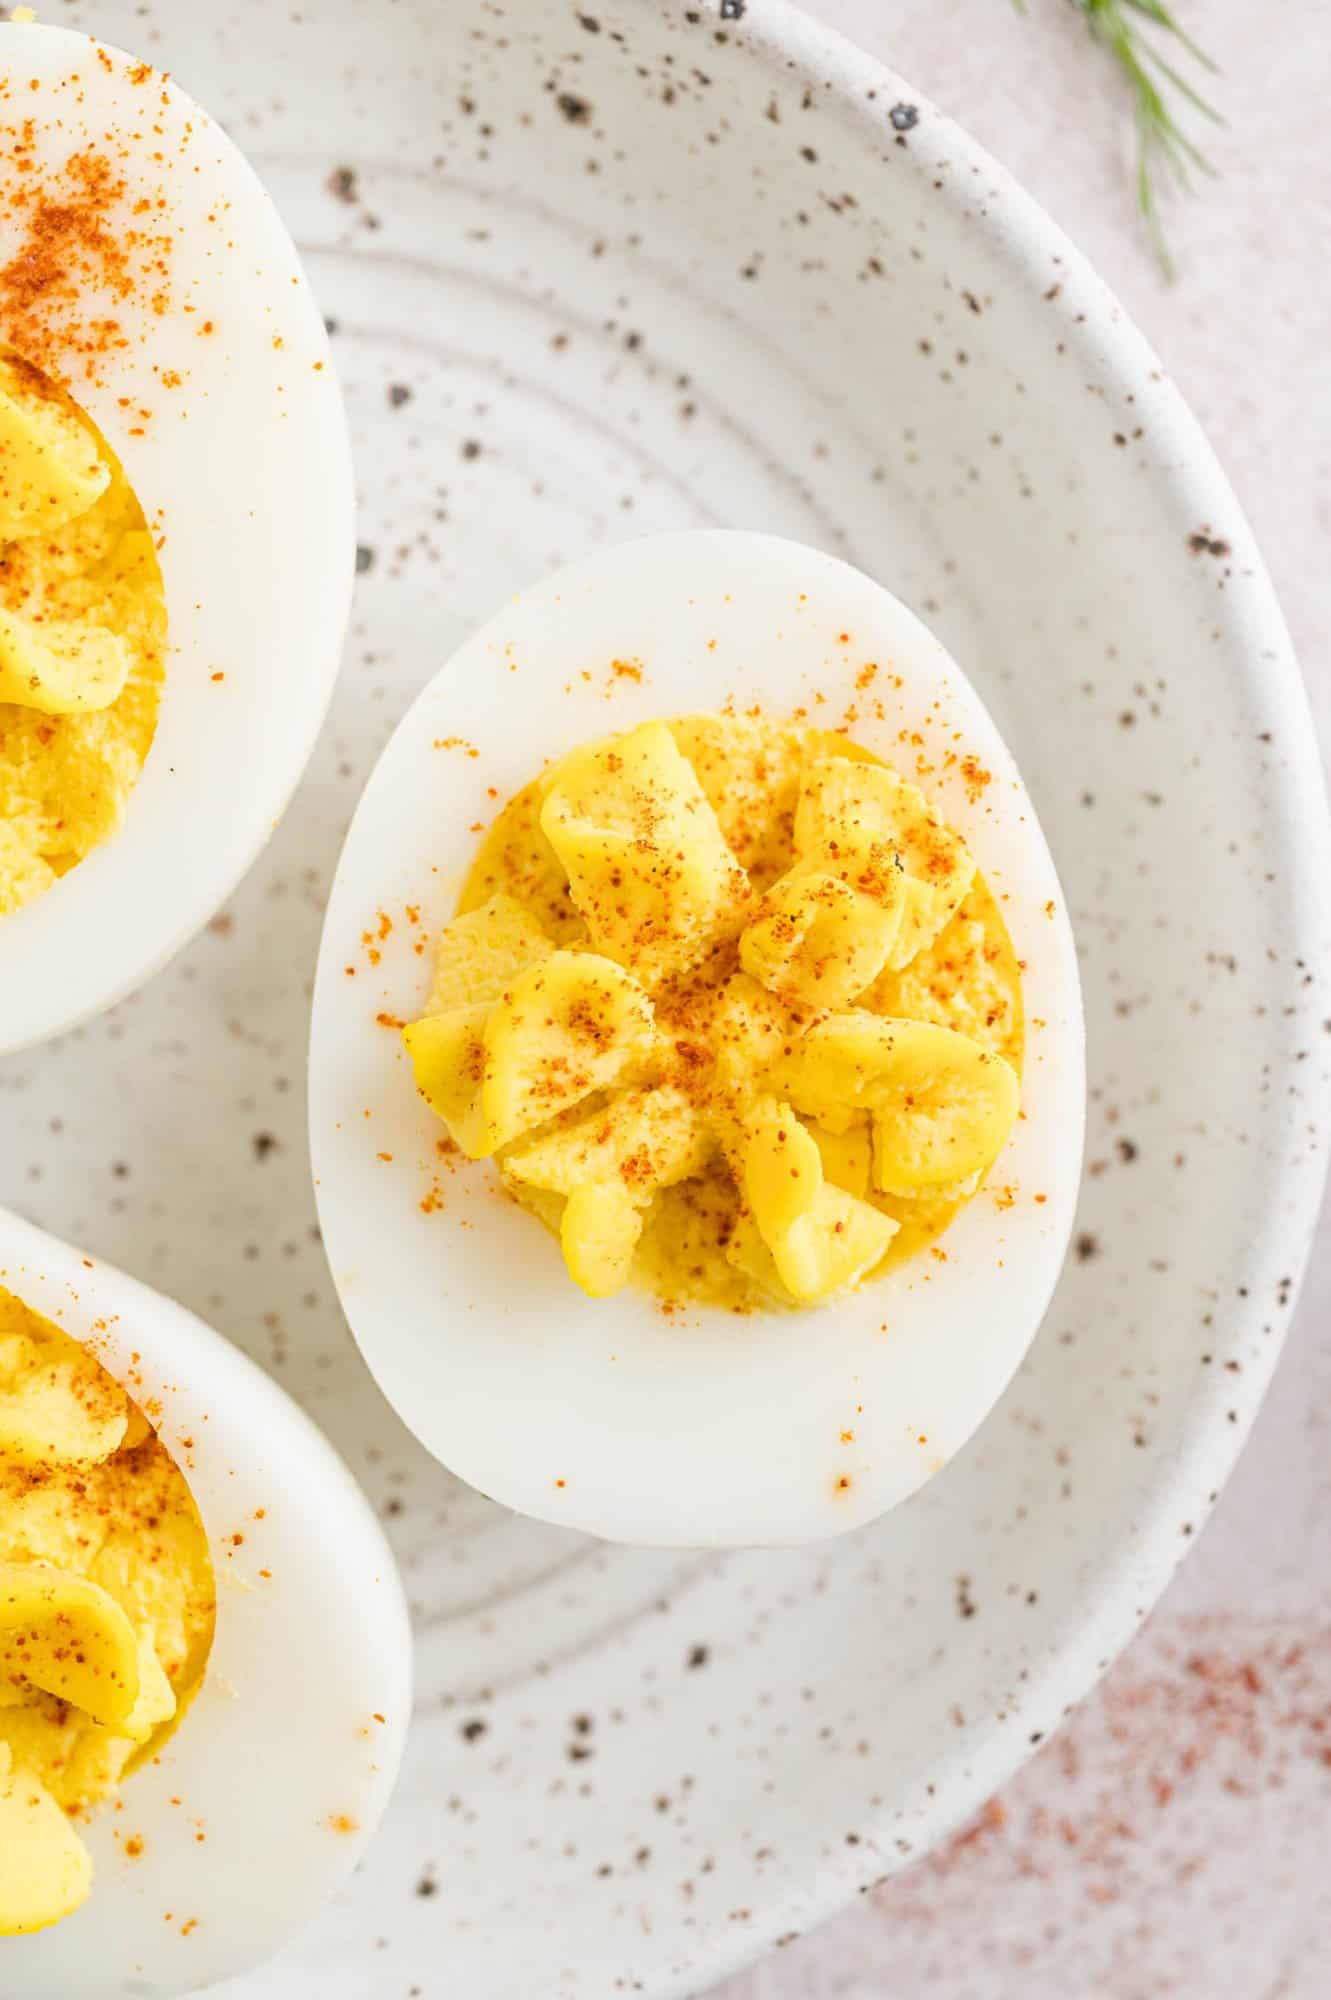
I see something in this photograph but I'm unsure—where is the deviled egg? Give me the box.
[0,22,354,1052]
[0,1205,410,1999]
[311,532,1084,1548]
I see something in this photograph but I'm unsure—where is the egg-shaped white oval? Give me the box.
[0,25,354,1053]
[0,1204,411,1998]
[310,530,1085,1548]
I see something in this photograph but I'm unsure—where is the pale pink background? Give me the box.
[715,4,1331,1995]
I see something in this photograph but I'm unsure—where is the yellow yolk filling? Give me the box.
[404,714,1024,1311]
[0,1288,215,1934]
[0,350,166,916]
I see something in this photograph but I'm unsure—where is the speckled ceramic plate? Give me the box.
[3,3,1328,1998]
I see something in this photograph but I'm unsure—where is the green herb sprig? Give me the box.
[1018,0,1223,273]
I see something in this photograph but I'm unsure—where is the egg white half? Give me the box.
[0,1206,411,1999]
[0,24,353,1051]
[311,531,1085,1548]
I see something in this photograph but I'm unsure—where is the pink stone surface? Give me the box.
[716,4,1331,1995]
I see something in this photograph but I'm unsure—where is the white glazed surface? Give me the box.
[0,1207,411,1999]
[0,25,354,1054]
[1,1,1327,1997]
[310,531,1084,1548]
